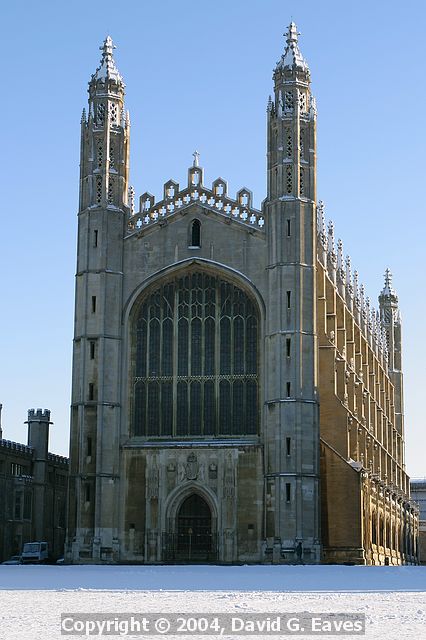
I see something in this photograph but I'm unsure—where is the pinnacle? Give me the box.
[285,22,299,45]
[101,35,115,59]
[276,21,309,73]
[91,35,123,85]
[381,268,397,298]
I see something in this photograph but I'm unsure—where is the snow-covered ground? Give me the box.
[0,565,425,639]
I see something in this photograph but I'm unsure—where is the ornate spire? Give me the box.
[128,185,135,214]
[336,239,346,297]
[91,36,124,85]
[379,269,399,328]
[360,284,367,328]
[317,201,326,246]
[326,220,337,282]
[381,268,397,300]
[327,220,336,257]
[366,297,372,332]
[374,309,381,347]
[345,256,353,290]
[337,239,344,273]
[353,270,360,302]
[277,22,309,73]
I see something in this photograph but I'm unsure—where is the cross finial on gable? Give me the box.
[192,150,200,167]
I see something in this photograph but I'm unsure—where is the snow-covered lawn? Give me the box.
[0,565,425,639]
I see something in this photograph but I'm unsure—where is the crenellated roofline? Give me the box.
[127,156,265,236]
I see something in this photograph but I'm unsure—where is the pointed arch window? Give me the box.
[108,177,115,205]
[109,142,115,169]
[96,103,105,126]
[285,128,292,159]
[299,129,305,161]
[96,139,103,169]
[284,91,294,113]
[298,90,307,113]
[95,176,102,204]
[189,219,201,248]
[109,102,118,124]
[286,165,293,195]
[132,272,259,437]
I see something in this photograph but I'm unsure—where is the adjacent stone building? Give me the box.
[410,480,426,564]
[66,25,418,564]
[0,406,69,562]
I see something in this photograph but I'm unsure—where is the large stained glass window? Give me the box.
[133,272,258,437]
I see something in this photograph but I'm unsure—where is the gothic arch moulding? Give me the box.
[162,480,219,534]
[122,258,265,439]
[123,258,266,323]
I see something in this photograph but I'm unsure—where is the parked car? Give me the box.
[1,555,22,565]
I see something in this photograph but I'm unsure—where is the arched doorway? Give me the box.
[176,494,213,561]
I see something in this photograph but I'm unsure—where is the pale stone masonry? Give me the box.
[66,26,418,564]
[410,480,426,564]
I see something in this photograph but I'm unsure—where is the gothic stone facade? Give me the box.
[0,407,68,562]
[66,26,418,565]
[410,481,426,564]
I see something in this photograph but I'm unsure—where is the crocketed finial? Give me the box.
[276,21,309,73]
[285,21,300,45]
[91,35,123,84]
[382,268,396,297]
[100,35,115,61]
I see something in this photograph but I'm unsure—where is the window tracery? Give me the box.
[285,128,292,158]
[95,175,102,204]
[96,139,103,169]
[133,273,259,437]
[108,176,115,204]
[96,103,105,126]
[109,102,118,124]
[286,165,293,195]
[284,91,294,113]
[109,142,115,169]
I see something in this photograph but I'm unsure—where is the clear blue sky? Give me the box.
[1,0,425,476]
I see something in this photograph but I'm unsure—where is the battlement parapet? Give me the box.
[48,452,69,466]
[127,164,265,235]
[0,439,33,456]
[27,408,52,423]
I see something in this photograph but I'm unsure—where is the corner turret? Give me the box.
[69,37,129,562]
[379,269,404,439]
[79,37,130,211]
[267,22,316,202]
[264,22,321,561]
